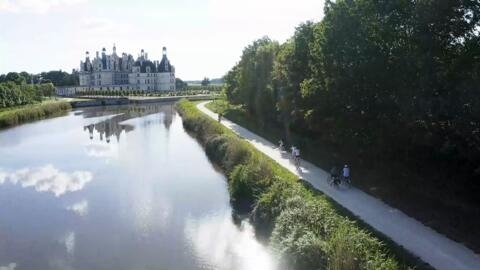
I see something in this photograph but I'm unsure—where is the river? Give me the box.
[0,103,276,270]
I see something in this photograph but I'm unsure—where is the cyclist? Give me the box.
[278,139,284,151]
[343,164,350,185]
[294,147,301,167]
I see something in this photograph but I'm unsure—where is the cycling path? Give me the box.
[197,101,480,270]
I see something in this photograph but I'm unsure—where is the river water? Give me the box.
[0,103,276,270]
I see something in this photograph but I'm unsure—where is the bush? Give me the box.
[0,101,71,128]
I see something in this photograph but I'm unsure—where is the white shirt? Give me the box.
[343,167,350,177]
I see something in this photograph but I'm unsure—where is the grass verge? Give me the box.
[177,99,422,270]
[0,101,72,129]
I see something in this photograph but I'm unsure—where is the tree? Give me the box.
[175,78,188,90]
[5,72,26,85]
[201,77,210,86]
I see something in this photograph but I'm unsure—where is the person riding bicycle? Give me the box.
[343,164,350,183]
[294,147,301,166]
[278,139,284,151]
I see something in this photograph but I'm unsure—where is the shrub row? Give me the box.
[0,101,72,129]
[176,99,406,270]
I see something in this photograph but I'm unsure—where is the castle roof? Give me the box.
[133,60,157,73]
[158,55,172,73]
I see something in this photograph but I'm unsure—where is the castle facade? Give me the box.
[57,45,176,96]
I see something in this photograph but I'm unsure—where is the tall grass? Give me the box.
[176,99,412,270]
[0,101,71,129]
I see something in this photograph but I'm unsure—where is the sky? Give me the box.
[0,0,324,80]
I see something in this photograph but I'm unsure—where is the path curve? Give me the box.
[197,101,480,270]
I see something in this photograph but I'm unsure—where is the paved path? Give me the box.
[197,101,480,270]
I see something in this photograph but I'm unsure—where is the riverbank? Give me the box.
[206,100,480,254]
[70,95,215,108]
[0,100,72,129]
[176,99,415,270]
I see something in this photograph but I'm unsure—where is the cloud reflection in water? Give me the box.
[0,263,16,270]
[0,165,92,196]
[84,143,118,159]
[63,231,75,255]
[66,200,89,216]
[185,213,277,270]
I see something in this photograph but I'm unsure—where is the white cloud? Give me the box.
[0,263,16,270]
[78,17,133,41]
[66,200,89,216]
[0,0,87,14]
[208,0,324,36]
[0,165,92,196]
[81,17,115,32]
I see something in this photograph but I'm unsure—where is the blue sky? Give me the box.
[0,0,324,80]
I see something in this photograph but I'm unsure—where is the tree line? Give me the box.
[0,70,79,86]
[224,1,480,196]
[0,81,56,108]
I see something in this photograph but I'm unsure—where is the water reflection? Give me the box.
[84,143,117,158]
[0,103,276,270]
[185,213,277,270]
[82,104,175,143]
[0,165,92,197]
[66,200,89,216]
[0,263,16,270]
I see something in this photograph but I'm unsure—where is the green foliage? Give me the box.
[222,0,480,250]
[39,70,78,86]
[0,71,78,86]
[176,99,406,270]
[0,82,56,109]
[201,77,210,86]
[0,101,71,128]
[175,78,188,90]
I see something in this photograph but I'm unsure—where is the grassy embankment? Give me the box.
[176,99,421,270]
[0,100,72,129]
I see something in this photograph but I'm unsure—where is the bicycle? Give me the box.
[278,140,284,151]
[329,174,341,187]
[342,176,351,188]
[294,156,301,168]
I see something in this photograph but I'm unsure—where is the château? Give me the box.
[58,44,176,96]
